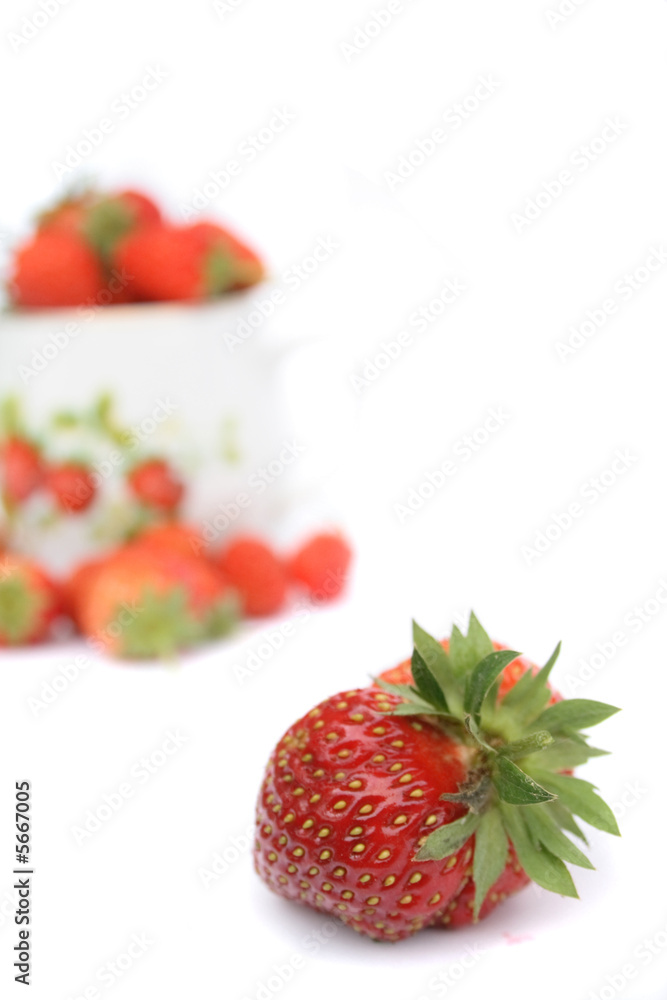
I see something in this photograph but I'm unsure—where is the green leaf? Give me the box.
[524,738,609,771]
[500,803,579,898]
[472,808,508,919]
[412,621,462,712]
[448,612,494,677]
[532,772,620,836]
[534,699,620,735]
[523,806,594,869]
[493,756,556,805]
[411,648,448,711]
[415,812,480,862]
[546,800,588,844]
[501,642,561,723]
[464,649,521,724]
[388,702,448,717]
[497,731,554,760]
[373,678,420,699]
[465,715,496,754]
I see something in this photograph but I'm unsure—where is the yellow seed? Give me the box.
[389,763,402,772]
[313,720,324,729]
[272,805,281,813]
[411,722,423,731]
[374,922,386,929]
[266,793,274,803]
[391,740,404,748]
[293,847,304,857]
[268,852,277,862]
[399,895,413,905]
[378,851,391,862]
[348,779,363,790]
[309,708,321,717]
[315,893,324,902]
[278,835,287,845]
[326,732,339,741]
[350,714,364,722]
[319,849,332,860]
[446,856,458,869]
[333,867,346,877]
[287,864,297,873]
[429,893,442,905]
[322,882,333,892]
[301,753,313,762]
[293,788,304,796]
[409,872,423,884]
[398,773,412,784]
[262,825,272,834]
[333,801,347,811]
[284,813,295,823]
[350,826,364,836]
[334,772,346,780]
[336,702,348,709]
[372,726,386,735]
[372,755,386,763]
[359,874,371,883]
[300,880,310,889]
[313,770,324,778]
[308,866,319,876]
[464,850,472,863]
[359,804,373,815]
[309,793,322,803]
[302,820,314,830]
[383,874,396,886]
[351,843,366,854]
[318,827,331,838]
[336,903,348,911]
[425,814,438,826]
[337,750,351,758]
[393,814,408,825]
[283,774,293,782]
[366,896,380,905]
[409,789,424,798]
[342,890,353,900]
[278,875,288,884]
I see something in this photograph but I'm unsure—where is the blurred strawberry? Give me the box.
[188,222,265,289]
[218,535,287,616]
[127,459,184,512]
[0,553,60,645]
[83,189,162,261]
[45,462,97,514]
[36,190,94,236]
[130,522,203,558]
[287,532,352,599]
[1,436,43,505]
[63,556,104,629]
[10,231,106,308]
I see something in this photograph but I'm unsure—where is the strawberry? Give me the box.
[187,222,265,289]
[0,553,60,645]
[1,436,43,505]
[127,459,184,512]
[45,461,97,514]
[218,536,287,617]
[287,532,352,600]
[130,522,203,558]
[37,192,92,236]
[254,612,619,941]
[113,224,236,302]
[63,556,105,629]
[10,230,106,308]
[78,546,238,658]
[83,189,161,261]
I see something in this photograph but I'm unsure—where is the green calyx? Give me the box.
[0,573,46,643]
[83,198,135,262]
[375,612,620,919]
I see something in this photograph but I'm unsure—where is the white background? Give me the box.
[1,1,667,998]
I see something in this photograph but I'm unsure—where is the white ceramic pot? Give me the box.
[0,292,308,573]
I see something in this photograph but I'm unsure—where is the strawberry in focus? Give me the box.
[218,536,287,616]
[287,532,352,599]
[0,553,60,645]
[127,459,184,512]
[254,612,620,941]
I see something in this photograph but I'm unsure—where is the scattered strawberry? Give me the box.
[78,546,237,658]
[287,532,352,599]
[1,436,43,505]
[0,553,60,645]
[188,222,265,289]
[255,612,619,941]
[10,231,106,308]
[218,536,287,616]
[63,556,105,629]
[127,459,184,512]
[130,522,204,558]
[83,189,162,261]
[113,224,236,302]
[37,191,93,236]
[45,461,97,514]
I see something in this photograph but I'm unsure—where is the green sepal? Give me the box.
[500,802,579,898]
[500,641,561,724]
[464,715,496,754]
[117,587,202,660]
[411,647,449,712]
[204,593,239,639]
[531,772,621,836]
[448,611,494,677]
[546,800,589,844]
[412,620,462,713]
[493,756,556,805]
[415,811,480,862]
[472,808,508,919]
[533,699,620,735]
[464,649,520,725]
[84,198,135,261]
[0,574,47,644]
[205,248,235,296]
[497,730,554,760]
[523,738,609,771]
[373,678,419,700]
[522,805,594,869]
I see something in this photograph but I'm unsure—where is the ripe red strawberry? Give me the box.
[63,556,105,629]
[127,459,184,512]
[0,553,60,645]
[45,461,97,514]
[10,231,106,308]
[1,436,43,505]
[37,192,92,236]
[83,189,162,261]
[187,222,265,289]
[218,536,287,617]
[130,522,203,558]
[254,613,619,941]
[78,546,237,658]
[113,224,236,302]
[287,532,352,599]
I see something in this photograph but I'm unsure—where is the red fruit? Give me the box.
[45,462,97,514]
[254,612,619,941]
[127,459,184,512]
[113,224,236,302]
[83,189,162,261]
[218,536,287,617]
[130,522,204,558]
[287,532,352,599]
[0,553,60,645]
[188,222,265,289]
[63,557,104,629]
[10,231,106,309]
[78,546,237,658]
[1,437,43,505]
